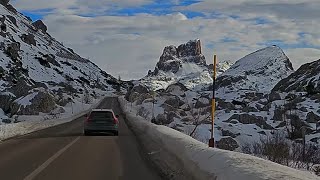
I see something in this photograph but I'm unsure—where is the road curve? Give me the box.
[0,97,161,180]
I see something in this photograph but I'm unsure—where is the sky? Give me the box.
[11,0,320,80]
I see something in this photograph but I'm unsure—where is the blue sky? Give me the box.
[11,0,320,79]
[17,0,204,19]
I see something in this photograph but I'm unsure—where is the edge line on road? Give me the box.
[23,136,81,180]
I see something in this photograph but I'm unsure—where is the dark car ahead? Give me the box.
[84,109,119,136]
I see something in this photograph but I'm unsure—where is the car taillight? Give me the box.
[85,117,91,124]
[113,118,118,124]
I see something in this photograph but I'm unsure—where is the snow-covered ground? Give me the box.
[0,94,110,140]
[119,97,320,180]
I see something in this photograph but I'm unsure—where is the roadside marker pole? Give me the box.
[209,54,217,148]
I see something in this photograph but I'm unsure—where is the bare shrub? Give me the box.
[184,97,210,137]
[313,165,320,176]
[242,130,320,172]
[242,141,263,156]
[261,131,290,165]
[83,90,92,104]
[241,142,252,154]
[136,106,150,120]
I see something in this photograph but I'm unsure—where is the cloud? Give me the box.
[286,48,320,69]
[12,0,153,15]
[11,0,320,79]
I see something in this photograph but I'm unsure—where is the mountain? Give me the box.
[128,42,313,154]
[216,46,294,93]
[149,39,206,76]
[0,2,119,119]
[141,39,232,91]
[273,59,320,93]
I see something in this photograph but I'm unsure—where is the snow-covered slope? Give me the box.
[119,102,320,180]
[217,46,294,92]
[273,58,320,92]
[0,2,121,121]
[214,61,234,77]
[126,41,320,173]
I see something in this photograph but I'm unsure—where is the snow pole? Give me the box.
[209,54,217,148]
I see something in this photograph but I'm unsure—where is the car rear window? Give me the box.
[90,111,113,119]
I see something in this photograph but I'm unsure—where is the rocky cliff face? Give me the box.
[0,2,120,119]
[142,39,230,91]
[273,59,320,93]
[32,20,47,33]
[150,39,206,76]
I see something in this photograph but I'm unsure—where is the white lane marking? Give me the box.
[23,136,81,180]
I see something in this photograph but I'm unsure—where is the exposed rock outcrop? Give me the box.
[152,114,172,125]
[226,114,274,130]
[6,15,16,26]
[4,42,20,61]
[0,0,10,6]
[306,112,320,123]
[21,34,36,46]
[32,20,47,33]
[19,91,56,115]
[216,137,239,151]
[151,39,206,75]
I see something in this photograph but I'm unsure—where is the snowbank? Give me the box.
[118,97,320,180]
[0,96,106,141]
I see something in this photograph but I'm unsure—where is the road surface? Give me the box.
[0,97,161,180]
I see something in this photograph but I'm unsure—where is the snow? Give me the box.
[0,109,8,122]
[0,3,116,94]
[0,3,119,131]
[216,61,234,76]
[119,97,320,180]
[141,60,231,91]
[14,92,38,107]
[0,96,106,140]
[221,46,294,92]
[176,62,205,77]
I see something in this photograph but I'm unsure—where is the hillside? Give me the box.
[0,1,120,123]
[126,41,320,155]
[273,59,320,93]
[216,45,294,93]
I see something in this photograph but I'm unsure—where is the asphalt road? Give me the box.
[0,97,161,180]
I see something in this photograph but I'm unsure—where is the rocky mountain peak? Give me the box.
[226,46,293,75]
[216,46,294,92]
[177,39,202,58]
[160,39,203,63]
[0,0,9,6]
[0,0,16,13]
[151,39,206,75]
